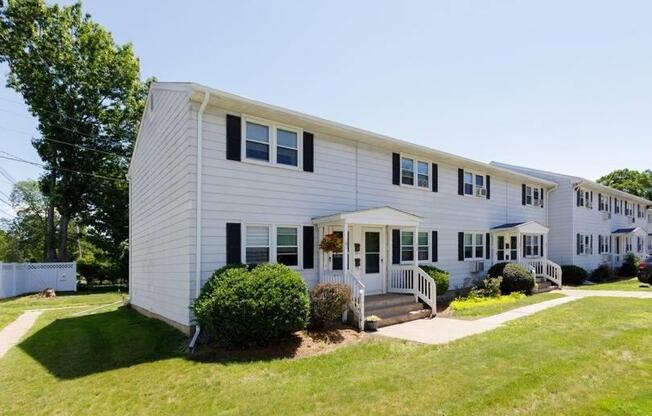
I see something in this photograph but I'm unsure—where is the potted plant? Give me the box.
[365,315,381,331]
[320,233,343,253]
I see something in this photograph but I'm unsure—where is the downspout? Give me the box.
[189,90,210,351]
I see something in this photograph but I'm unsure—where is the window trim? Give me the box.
[524,184,543,207]
[463,171,486,198]
[242,223,304,270]
[463,231,486,261]
[524,234,542,258]
[399,230,431,264]
[399,153,431,190]
[241,115,303,170]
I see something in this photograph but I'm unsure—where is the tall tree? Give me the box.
[597,169,652,201]
[0,0,144,261]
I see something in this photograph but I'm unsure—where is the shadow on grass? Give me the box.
[18,306,185,380]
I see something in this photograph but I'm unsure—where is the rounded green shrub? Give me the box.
[487,262,509,279]
[590,264,614,283]
[500,263,535,295]
[309,283,350,329]
[619,253,640,277]
[192,263,309,345]
[420,265,450,295]
[560,265,588,285]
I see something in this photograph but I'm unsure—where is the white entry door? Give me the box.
[362,227,384,295]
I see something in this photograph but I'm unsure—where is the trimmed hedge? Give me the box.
[590,264,614,283]
[420,265,450,295]
[192,263,309,345]
[309,283,350,329]
[487,262,509,279]
[561,265,588,285]
[500,263,535,295]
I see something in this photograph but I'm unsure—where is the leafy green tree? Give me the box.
[597,169,652,201]
[0,0,145,263]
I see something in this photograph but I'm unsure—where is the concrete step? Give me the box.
[365,294,416,310]
[366,301,426,318]
[376,309,432,328]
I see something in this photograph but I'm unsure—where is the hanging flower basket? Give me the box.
[320,233,343,253]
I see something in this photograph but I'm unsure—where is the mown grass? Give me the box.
[449,292,566,319]
[0,288,124,330]
[573,277,650,292]
[2,294,652,415]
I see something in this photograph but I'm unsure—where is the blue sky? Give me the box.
[1,0,651,219]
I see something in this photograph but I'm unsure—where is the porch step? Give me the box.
[533,278,560,294]
[364,294,431,329]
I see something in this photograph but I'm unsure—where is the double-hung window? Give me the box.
[244,117,301,168]
[464,233,484,260]
[598,235,611,254]
[276,226,298,266]
[401,230,430,262]
[526,186,533,205]
[401,156,430,189]
[464,172,485,197]
[625,236,633,252]
[245,225,271,264]
[400,231,414,262]
[525,235,541,257]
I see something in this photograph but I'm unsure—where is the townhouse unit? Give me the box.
[130,82,566,332]
[493,163,652,272]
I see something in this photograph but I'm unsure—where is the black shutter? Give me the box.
[576,233,581,255]
[303,132,314,172]
[458,169,464,195]
[485,232,490,259]
[226,222,242,264]
[577,190,581,206]
[458,232,464,261]
[598,193,602,210]
[226,115,241,161]
[540,235,544,257]
[590,191,594,208]
[392,229,401,264]
[540,188,544,208]
[432,231,438,262]
[486,175,491,199]
[523,235,527,258]
[432,163,438,192]
[392,153,400,185]
[303,226,314,269]
[590,235,593,254]
[522,184,527,205]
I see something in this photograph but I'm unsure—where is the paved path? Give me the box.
[0,310,43,358]
[377,289,651,345]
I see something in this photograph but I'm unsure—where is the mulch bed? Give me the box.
[192,324,365,362]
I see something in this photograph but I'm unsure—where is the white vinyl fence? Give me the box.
[0,262,77,299]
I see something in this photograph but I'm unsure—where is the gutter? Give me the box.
[190,90,210,351]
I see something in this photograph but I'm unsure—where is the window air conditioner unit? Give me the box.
[470,261,484,273]
[475,188,487,198]
[602,211,612,220]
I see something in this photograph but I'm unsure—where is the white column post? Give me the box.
[413,225,419,302]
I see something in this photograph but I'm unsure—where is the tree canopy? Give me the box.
[597,169,652,201]
[0,0,147,268]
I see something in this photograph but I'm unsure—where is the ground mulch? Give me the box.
[193,325,365,362]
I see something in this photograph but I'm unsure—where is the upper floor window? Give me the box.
[243,117,302,168]
[464,172,486,197]
[525,185,542,207]
[401,156,430,189]
[464,233,484,260]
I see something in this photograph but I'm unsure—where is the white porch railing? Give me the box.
[321,269,366,330]
[519,258,562,287]
[388,265,436,316]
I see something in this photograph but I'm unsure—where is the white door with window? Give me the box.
[362,227,384,295]
[496,234,518,262]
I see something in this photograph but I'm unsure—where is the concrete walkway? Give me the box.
[377,289,651,345]
[0,310,43,358]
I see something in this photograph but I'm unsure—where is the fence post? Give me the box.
[12,263,17,298]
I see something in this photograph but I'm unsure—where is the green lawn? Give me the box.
[2,294,652,415]
[0,288,124,330]
[449,292,566,319]
[571,277,651,292]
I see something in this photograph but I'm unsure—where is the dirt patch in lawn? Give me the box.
[193,325,365,362]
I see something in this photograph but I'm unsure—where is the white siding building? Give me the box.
[492,162,652,272]
[129,82,563,332]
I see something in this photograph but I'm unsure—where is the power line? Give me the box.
[0,165,17,185]
[0,208,15,218]
[0,153,126,183]
[0,97,102,126]
[0,198,10,206]
[0,108,104,141]
[1,124,130,159]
